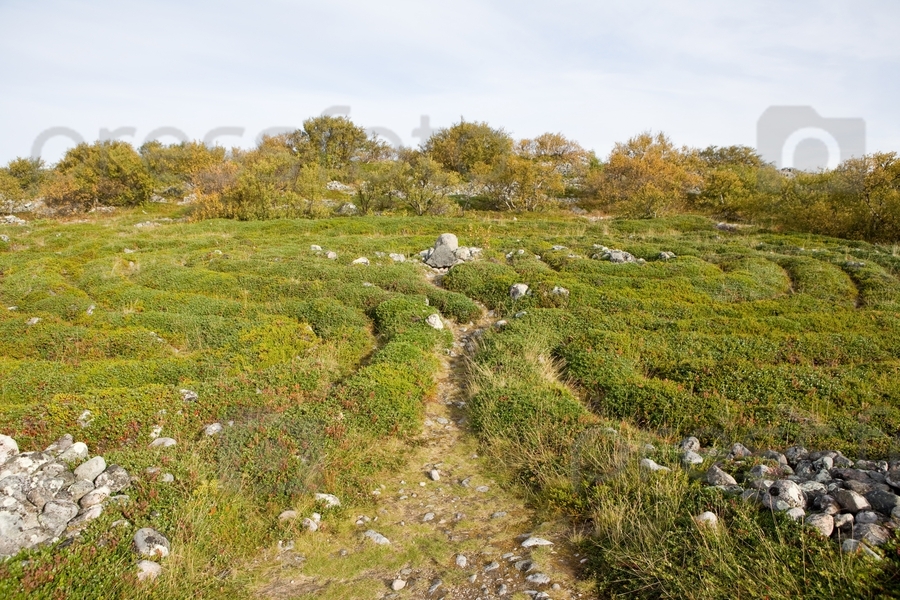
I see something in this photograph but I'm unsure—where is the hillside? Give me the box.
[1,205,900,598]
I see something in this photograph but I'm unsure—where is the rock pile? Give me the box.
[674,437,900,555]
[591,245,645,264]
[420,233,482,269]
[0,434,131,558]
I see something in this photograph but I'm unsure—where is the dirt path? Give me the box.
[251,274,593,599]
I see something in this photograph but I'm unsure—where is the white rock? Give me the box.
[26,317,41,326]
[640,458,670,473]
[310,245,322,252]
[149,437,176,449]
[391,579,406,591]
[77,410,93,428]
[137,560,162,581]
[550,286,569,297]
[314,493,340,508]
[425,314,444,330]
[805,513,834,537]
[302,518,319,532]
[203,423,223,436]
[74,456,106,482]
[79,485,111,508]
[694,511,718,529]
[388,253,405,262]
[364,529,390,545]
[456,554,468,568]
[763,480,806,510]
[785,507,806,521]
[133,527,171,558]
[149,426,162,440]
[429,469,441,481]
[509,283,529,301]
[326,251,338,260]
[526,573,551,585]
[351,257,369,265]
[521,536,554,548]
[69,504,103,528]
[179,389,198,402]
[278,510,298,521]
[0,434,18,463]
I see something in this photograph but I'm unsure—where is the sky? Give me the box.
[0,0,897,167]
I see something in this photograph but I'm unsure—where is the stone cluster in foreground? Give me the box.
[648,436,900,557]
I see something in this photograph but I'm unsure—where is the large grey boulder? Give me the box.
[865,489,900,514]
[425,233,459,268]
[95,465,131,493]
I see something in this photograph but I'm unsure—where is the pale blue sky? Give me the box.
[1,0,896,164]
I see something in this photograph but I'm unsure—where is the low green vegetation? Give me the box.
[2,206,900,598]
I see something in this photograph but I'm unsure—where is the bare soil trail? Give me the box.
[252,271,593,600]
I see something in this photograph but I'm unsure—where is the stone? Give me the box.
[484,561,500,572]
[785,507,806,521]
[748,464,773,479]
[833,513,854,531]
[679,437,701,453]
[203,423,223,436]
[681,451,704,466]
[856,511,881,525]
[550,286,569,297]
[278,510,297,521]
[314,493,340,508]
[425,314,444,330]
[310,245,322,252]
[659,251,676,260]
[364,529,390,545]
[805,513,834,537]
[391,579,406,591]
[0,434,19,463]
[423,512,435,522]
[38,500,79,535]
[854,523,891,546]
[69,504,103,528]
[761,450,788,465]
[763,480,806,510]
[510,283,529,301]
[55,443,87,468]
[834,489,871,513]
[640,458,670,473]
[160,473,174,483]
[521,536,553,548]
[784,446,809,465]
[137,560,162,581]
[429,469,440,481]
[694,511,718,529]
[326,251,338,260]
[66,479,95,502]
[388,253,405,262]
[706,465,737,486]
[425,233,459,268]
[134,527,171,558]
[1,452,52,479]
[180,389,199,402]
[456,554,468,568]
[526,573,551,585]
[865,489,900,514]
[79,485,111,508]
[44,434,73,456]
[73,456,106,483]
[351,257,369,265]
[727,443,752,460]
[302,518,318,532]
[149,437,176,449]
